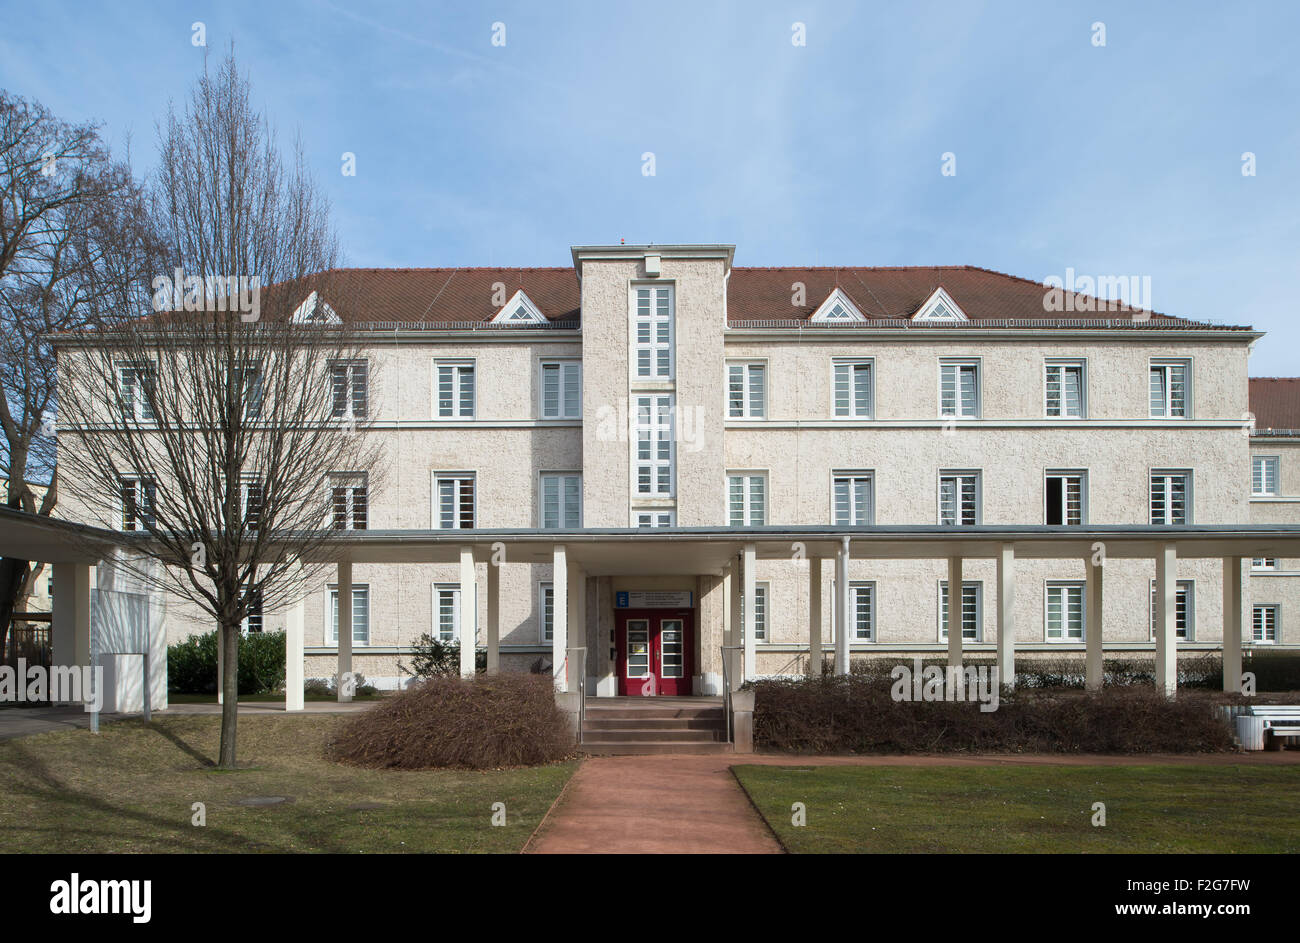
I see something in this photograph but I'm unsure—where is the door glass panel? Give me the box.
[660,619,684,679]
[626,620,650,678]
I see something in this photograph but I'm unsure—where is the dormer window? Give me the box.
[809,288,866,322]
[291,291,340,324]
[491,289,546,324]
[912,287,968,322]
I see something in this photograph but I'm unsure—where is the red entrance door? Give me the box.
[615,609,693,696]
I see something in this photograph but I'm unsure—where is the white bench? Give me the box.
[1247,706,1300,750]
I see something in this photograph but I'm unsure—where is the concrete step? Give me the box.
[582,727,726,743]
[582,740,736,756]
[583,707,724,721]
[584,716,725,731]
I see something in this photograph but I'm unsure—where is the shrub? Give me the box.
[398,633,487,679]
[166,630,285,695]
[327,673,572,769]
[306,672,379,697]
[752,675,1234,754]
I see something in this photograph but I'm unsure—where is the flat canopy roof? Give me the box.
[0,506,122,564]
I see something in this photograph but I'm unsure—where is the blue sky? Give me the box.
[2,0,1296,374]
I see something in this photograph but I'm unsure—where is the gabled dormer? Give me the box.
[491,289,546,324]
[809,287,866,322]
[911,286,968,322]
[291,291,341,325]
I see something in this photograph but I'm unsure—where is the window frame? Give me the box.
[849,581,876,642]
[539,581,555,643]
[726,360,767,419]
[631,283,675,381]
[634,393,675,498]
[938,580,983,642]
[120,475,157,531]
[635,510,676,528]
[1044,359,1087,418]
[1149,579,1195,641]
[1044,581,1086,642]
[434,359,476,420]
[938,358,981,419]
[1149,358,1192,419]
[831,471,875,525]
[330,472,369,531]
[539,359,582,420]
[329,359,368,420]
[1252,604,1279,644]
[116,361,157,423]
[539,471,582,529]
[938,470,981,526]
[727,471,768,527]
[1252,455,1280,496]
[432,472,477,529]
[432,583,461,643]
[326,583,371,646]
[1044,469,1088,526]
[1149,469,1193,525]
[831,358,874,419]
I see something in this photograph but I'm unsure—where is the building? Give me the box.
[1248,378,1300,650]
[46,244,1300,706]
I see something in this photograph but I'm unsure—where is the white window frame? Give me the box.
[239,473,263,532]
[635,510,676,527]
[938,470,981,526]
[327,583,371,646]
[539,582,554,643]
[241,587,264,635]
[1044,470,1087,526]
[116,361,157,422]
[120,476,156,531]
[1149,359,1191,419]
[809,287,866,322]
[1044,359,1086,418]
[1149,469,1192,525]
[849,581,876,642]
[539,472,582,529]
[831,471,875,525]
[912,287,968,322]
[432,584,461,643]
[329,359,368,419]
[938,581,983,642]
[1149,579,1195,641]
[1044,581,1086,642]
[434,359,476,419]
[740,582,769,642]
[1252,455,1280,496]
[634,394,675,497]
[1252,558,1278,571]
[491,289,545,324]
[832,358,874,418]
[939,359,981,418]
[632,283,675,380]
[539,360,582,420]
[230,364,264,420]
[433,472,476,529]
[330,473,368,530]
[728,471,767,526]
[727,361,767,419]
[1252,604,1279,644]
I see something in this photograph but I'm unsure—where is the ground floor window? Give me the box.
[328,584,369,645]
[1253,604,1278,643]
[849,581,875,641]
[433,584,461,642]
[741,582,768,640]
[938,581,982,641]
[1149,580,1194,640]
[241,588,263,634]
[539,582,554,642]
[1045,582,1085,641]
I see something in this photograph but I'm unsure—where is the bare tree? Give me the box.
[56,52,381,768]
[0,89,147,657]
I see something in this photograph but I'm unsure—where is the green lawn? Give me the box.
[165,692,382,704]
[733,763,1300,853]
[0,714,575,853]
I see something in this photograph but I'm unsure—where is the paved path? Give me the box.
[525,754,785,854]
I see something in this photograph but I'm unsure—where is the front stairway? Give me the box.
[581,696,733,755]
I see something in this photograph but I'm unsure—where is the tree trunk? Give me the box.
[217,619,240,768]
[0,557,30,667]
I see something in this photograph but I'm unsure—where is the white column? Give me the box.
[486,557,500,675]
[946,555,963,670]
[285,593,305,711]
[809,557,823,678]
[568,564,586,691]
[996,544,1015,690]
[459,546,477,679]
[1154,542,1177,698]
[742,543,757,681]
[552,545,568,691]
[1222,555,1244,694]
[51,563,92,703]
[834,537,850,675]
[1085,556,1104,692]
[727,559,741,649]
[337,560,352,703]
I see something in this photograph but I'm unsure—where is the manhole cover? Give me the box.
[236,796,293,807]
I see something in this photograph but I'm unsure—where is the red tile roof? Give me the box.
[1249,378,1300,431]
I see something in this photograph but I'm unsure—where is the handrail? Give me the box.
[720,644,743,744]
[566,646,588,744]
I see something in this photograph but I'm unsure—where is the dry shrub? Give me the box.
[327,673,573,769]
[753,676,1235,754]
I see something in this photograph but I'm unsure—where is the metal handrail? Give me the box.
[566,646,588,744]
[721,644,743,744]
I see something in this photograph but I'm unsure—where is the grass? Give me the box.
[165,692,382,704]
[0,714,575,853]
[733,763,1300,853]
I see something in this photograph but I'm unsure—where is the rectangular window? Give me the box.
[231,365,264,420]
[1149,470,1191,525]
[939,471,980,526]
[1045,471,1086,525]
[1149,580,1194,640]
[242,588,264,634]
[727,362,766,418]
[1252,605,1278,644]
[328,584,370,646]
[240,474,263,532]
[435,474,476,529]
[832,473,874,525]
[833,360,874,418]
[121,477,156,531]
[1252,558,1278,571]
[434,585,460,642]
[540,361,581,419]
[1252,456,1279,496]
[740,582,768,641]
[540,473,582,528]
[728,473,767,526]
[635,394,675,496]
[1149,360,1190,418]
[940,360,980,418]
[1044,361,1085,418]
[634,285,674,379]
[436,361,476,418]
[117,362,156,421]
[635,511,676,527]
[850,582,876,641]
[330,361,368,419]
[938,581,982,641]
[331,474,368,530]
[1045,582,1085,641]
[539,582,554,643]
